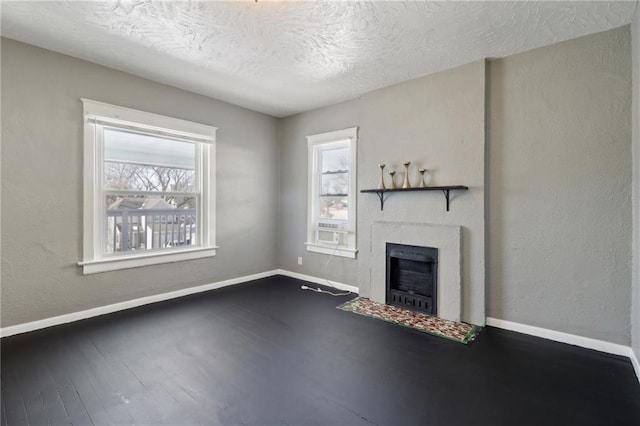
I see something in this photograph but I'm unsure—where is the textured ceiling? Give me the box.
[1,1,636,117]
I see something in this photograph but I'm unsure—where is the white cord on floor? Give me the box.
[323,240,339,287]
[300,233,352,297]
[300,285,351,297]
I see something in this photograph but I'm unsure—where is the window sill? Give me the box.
[305,243,358,259]
[78,247,218,275]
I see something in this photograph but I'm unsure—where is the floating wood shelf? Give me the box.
[360,186,469,212]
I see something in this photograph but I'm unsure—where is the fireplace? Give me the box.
[386,243,438,315]
[369,222,461,322]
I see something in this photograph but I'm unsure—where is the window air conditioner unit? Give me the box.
[316,222,346,245]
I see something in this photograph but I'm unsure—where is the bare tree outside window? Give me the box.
[104,163,196,208]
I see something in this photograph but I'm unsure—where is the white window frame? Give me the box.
[78,99,217,274]
[305,127,358,259]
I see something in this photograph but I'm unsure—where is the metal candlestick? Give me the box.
[418,168,427,188]
[388,170,397,189]
[402,161,411,189]
[378,164,386,189]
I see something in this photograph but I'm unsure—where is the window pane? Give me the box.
[105,128,196,168]
[106,195,197,254]
[321,147,349,173]
[104,128,196,192]
[320,172,348,195]
[319,196,348,221]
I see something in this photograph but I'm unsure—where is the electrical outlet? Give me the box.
[297,256,303,265]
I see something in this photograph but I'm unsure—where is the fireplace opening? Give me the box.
[386,243,438,315]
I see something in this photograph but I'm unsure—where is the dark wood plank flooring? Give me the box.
[2,275,640,425]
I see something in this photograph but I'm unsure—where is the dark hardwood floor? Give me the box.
[2,275,639,425]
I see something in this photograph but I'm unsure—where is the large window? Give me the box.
[80,99,216,274]
[306,127,358,258]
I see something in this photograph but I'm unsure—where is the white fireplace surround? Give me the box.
[369,221,462,322]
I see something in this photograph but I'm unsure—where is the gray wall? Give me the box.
[1,39,280,327]
[488,27,632,345]
[632,6,640,357]
[279,61,486,325]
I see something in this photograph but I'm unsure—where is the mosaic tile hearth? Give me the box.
[338,297,481,344]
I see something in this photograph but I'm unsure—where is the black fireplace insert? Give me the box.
[386,243,438,315]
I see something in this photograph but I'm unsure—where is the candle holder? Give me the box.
[402,161,411,189]
[388,170,397,189]
[418,168,427,188]
[378,164,386,189]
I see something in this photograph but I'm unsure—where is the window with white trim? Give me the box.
[80,99,217,274]
[305,127,358,259]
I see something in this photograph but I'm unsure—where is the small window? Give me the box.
[306,127,358,258]
[80,100,217,274]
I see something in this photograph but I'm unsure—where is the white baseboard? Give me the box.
[0,269,356,339]
[1,270,280,338]
[487,317,640,384]
[486,317,632,357]
[276,269,359,294]
[631,349,640,382]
